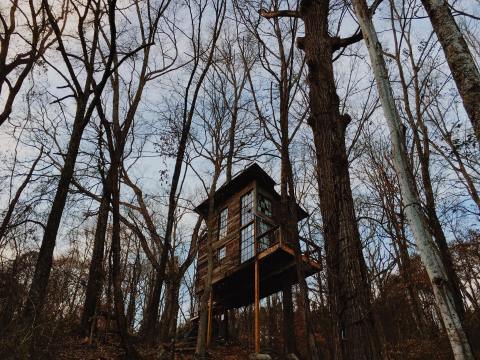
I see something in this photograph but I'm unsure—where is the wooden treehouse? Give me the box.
[193,163,321,353]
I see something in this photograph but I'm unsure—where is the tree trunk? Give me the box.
[195,170,220,359]
[142,268,163,341]
[22,101,87,325]
[298,1,381,358]
[282,284,297,356]
[80,188,110,335]
[110,149,138,358]
[420,0,480,142]
[350,0,474,358]
[126,250,141,332]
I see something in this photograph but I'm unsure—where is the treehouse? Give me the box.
[194,163,321,312]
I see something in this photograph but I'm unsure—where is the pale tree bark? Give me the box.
[420,0,480,143]
[350,0,474,358]
[388,4,466,320]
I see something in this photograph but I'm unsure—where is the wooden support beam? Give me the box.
[207,291,213,347]
[254,258,260,353]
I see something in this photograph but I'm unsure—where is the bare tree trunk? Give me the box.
[350,0,474,358]
[23,100,87,324]
[282,284,297,356]
[22,0,118,326]
[110,147,138,358]
[195,170,220,359]
[297,1,382,357]
[126,249,141,332]
[80,188,110,335]
[143,4,225,339]
[420,0,480,142]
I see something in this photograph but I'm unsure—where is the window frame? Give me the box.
[239,189,255,263]
[218,207,229,240]
[257,192,273,218]
[217,246,226,261]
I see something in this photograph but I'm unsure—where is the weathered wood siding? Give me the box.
[196,180,257,293]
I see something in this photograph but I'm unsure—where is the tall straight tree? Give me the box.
[140,0,226,341]
[80,0,175,336]
[420,0,480,143]
[237,3,317,355]
[22,0,119,326]
[260,2,382,359]
[350,0,474,358]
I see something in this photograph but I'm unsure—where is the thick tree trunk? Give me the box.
[281,284,297,356]
[159,271,181,342]
[80,188,110,335]
[298,1,381,359]
[22,102,87,325]
[142,269,163,340]
[350,0,474,358]
[420,0,480,142]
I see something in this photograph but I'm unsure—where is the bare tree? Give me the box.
[0,0,59,126]
[350,0,474,358]
[420,0,480,142]
[259,0,382,358]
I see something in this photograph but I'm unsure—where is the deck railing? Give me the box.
[254,217,321,265]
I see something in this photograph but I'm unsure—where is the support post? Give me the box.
[255,258,260,353]
[224,309,229,343]
[207,291,213,347]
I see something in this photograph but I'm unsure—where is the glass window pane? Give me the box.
[218,246,226,260]
[257,194,272,217]
[241,191,253,226]
[240,223,254,263]
[218,207,228,239]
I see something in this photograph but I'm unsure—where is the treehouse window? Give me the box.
[240,223,254,263]
[218,207,228,240]
[258,219,273,252]
[218,246,226,261]
[241,191,254,225]
[257,193,272,217]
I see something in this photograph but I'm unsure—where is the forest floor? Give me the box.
[51,334,253,360]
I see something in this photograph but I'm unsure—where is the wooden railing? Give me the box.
[256,225,280,254]
[254,217,321,264]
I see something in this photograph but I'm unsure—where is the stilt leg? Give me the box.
[207,291,213,347]
[255,259,260,353]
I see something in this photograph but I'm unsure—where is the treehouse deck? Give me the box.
[209,233,321,310]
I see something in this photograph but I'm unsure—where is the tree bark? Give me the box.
[350,0,474,358]
[109,127,138,357]
[195,170,220,359]
[420,0,480,142]
[80,187,110,335]
[297,1,382,358]
[22,100,88,324]
[281,284,297,356]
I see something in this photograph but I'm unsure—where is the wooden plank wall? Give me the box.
[195,180,257,294]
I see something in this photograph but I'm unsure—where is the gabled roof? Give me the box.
[194,163,308,220]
